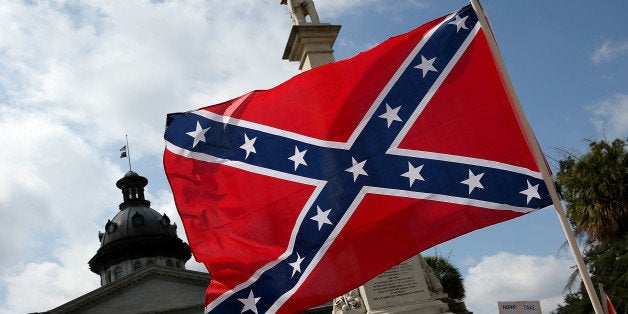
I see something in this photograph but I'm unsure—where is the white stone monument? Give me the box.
[333,256,453,314]
[281,0,320,25]
[280,0,340,70]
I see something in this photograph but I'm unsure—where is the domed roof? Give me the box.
[99,205,177,247]
[123,170,141,178]
[89,171,191,274]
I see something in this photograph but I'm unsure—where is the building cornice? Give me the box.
[45,266,210,313]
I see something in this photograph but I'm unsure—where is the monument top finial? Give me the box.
[280,0,320,25]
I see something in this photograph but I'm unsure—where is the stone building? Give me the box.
[45,171,210,313]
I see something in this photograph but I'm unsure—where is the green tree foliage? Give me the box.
[586,237,628,312]
[425,256,465,300]
[556,138,627,243]
[552,291,592,314]
[553,237,628,314]
[552,139,627,313]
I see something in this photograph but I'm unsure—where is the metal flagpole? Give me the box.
[468,1,604,313]
[125,134,132,172]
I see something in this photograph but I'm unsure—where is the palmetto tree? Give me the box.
[556,138,627,244]
[424,256,465,301]
[552,138,627,313]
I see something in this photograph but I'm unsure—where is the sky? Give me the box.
[0,0,626,313]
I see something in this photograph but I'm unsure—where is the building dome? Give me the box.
[89,171,191,285]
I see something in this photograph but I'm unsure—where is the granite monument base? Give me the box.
[334,255,453,314]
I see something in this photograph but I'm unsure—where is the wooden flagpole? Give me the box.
[468,1,604,313]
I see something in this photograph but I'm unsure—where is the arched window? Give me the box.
[165,259,174,267]
[133,261,143,271]
[114,267,123,280]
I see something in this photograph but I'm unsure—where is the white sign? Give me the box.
[498,301,542,314]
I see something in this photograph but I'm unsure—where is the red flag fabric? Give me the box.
[164,4,552,313]
[605,292,617,314]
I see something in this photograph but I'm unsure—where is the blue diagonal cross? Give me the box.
[165,5,550,313]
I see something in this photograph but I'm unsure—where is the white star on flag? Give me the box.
[237,290,261,314]
[414,55,438,78]
[461,169,484,194]
[240,133,257,159]
[345,157,368,182]
[288,253,305,277]
[288,146,308,171]
[401,162,425,187]
[186,121,210,148]
[378,103,402,127]
[520,180,541,204]
[310,206,333,230]
[448,15,468,33]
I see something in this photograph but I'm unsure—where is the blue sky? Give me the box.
[0,1,626,313]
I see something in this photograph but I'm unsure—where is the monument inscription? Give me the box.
[360,256,431,310]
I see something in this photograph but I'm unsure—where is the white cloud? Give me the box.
[464,252,573,314]
[0,106,120,267]
[591,39,628,64]
[0,241,100,314]
[0,0,301,157]
[589,93,628,139]
[0,105,121,311]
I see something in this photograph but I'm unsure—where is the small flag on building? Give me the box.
[119,145,127,158]
[604,292,617,314]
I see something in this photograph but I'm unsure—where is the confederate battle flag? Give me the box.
[164,4,553,313]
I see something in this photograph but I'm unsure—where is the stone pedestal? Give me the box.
[334,256,453,314]
[282,24,341,71]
